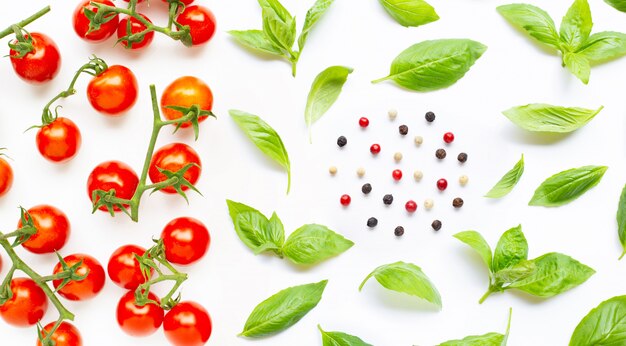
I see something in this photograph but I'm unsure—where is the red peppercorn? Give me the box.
[443,132,455,143]
[405,200,417,213]
[359,117,369,128]
[340,194,351,206]
[392,169,403,181]
[437,178,448,191]
[370,144,381,154]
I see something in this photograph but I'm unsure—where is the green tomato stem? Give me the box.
[0,6,50,39]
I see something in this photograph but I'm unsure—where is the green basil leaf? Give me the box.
[229,109,291,194]
[529,165,607,207]
[560,0,593,52]
[305,66,353,141]
[259,0,296,53]
[228,30,284,56]
[453,231,493,271]
[508,252,595,297]
[226,200,284,253]
[569,295,626,346]
[372,39,487,92]
[617,184,626,260]
[493,260,536,287]
[605,0,626,12]
[502,104,603,133]
[485,155,524,198]
[359,261,442,308]
[378,0,439,27]
[439,333,505,346]
[282,224,354,265]
[240,280,328,337]
[578,31,626,63]
[298,0,335,52]
[318,325,373,346]
[496,4,560,50]
[493,225,528,273]
[268,212,285,250]
[563,52,591,84]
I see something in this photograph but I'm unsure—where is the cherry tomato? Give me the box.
[36,117,81,163]
[73,0,119,42]
[18,205,70,254]
[0,278,48,327]
[149,143,201,194]
[177,6,216,46]
[117,14,154,50]
[117,290,164,337]
[160,76,213,129]
[108,244,152,290]
[9,32,61,84]
[163,301,211,346]
[87,65,138,115]
[53,254,105,301]
[0,156,13,198]
[37,321,82,346]
[87,161,139,212]
[161,217,210,265]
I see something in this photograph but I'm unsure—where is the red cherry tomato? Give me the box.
[87,65,138,115]
[163,301,212,346]
[53,254,105,301]
[161,217,210,265]
[149,143,201,194]
[9,32,61,83]
[18,205,70,254]
[87,161,139,212]
[37,321,82,346]
[73,0,119,42]
[117,14,154,50]
[116,290,164,337]
[108,244,152,290]
[36,117,81,163]
[0,278,48,327]
[0,156,13,198]
[177,6,216,46]
[161,76,213,129]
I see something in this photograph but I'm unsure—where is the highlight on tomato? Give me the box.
[177,5,217,46]
[0,152,13,198]
[117,14,155,50]
[36,117,82,163]
[161,217,210,265]
[86,65,138,115]
[0,277,48,327]
[108,244,152,290]
[163,301,212,345]
[160,76,213,129]
[149,143,202,194]
[73,0,119,42]
[9,32,61,83]
[87,160,139,212]
[37,321,83,346]
[116,290,164,337]
[18,205,70,254]
[52,254,106,301]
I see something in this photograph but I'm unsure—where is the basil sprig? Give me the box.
[485,154,524,199]
[529,165,607,207]
[318,325,373,346]
[497,0,626,84]
[438,309,512,346]
[502,104,603,133]
[454,225,595,303]
[378,0,439,27]
[226,200,353,265]
[569,295,626,345]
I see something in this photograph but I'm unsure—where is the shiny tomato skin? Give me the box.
[160,76,213,129]
[161,217,210,265]
[87,161,139,212]
[9,32,61,84]
[117,14,154,50]
[53,254,105,301]
[87,65,138,115]
[18,205,70,254]
[73,0,119,42]
[177,6,216,46]
[149,143,201,194]
[0,278,48,327]
[0,156,13,198]
[163,301,211,346]
[117,290,164,337]
[36,117,82,163]
[107,244,152,290]
[37,321,82,346]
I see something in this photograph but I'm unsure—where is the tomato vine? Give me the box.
[0,6,50,57]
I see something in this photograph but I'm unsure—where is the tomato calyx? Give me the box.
[165,104,215,139]
[46,253,89,293]
[153,163,202,200]
[0,6,51,57]
[82,4,119,35]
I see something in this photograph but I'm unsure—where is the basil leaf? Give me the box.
[318,325,373,346]
[605,0,626,12]
[529,165,607,207]
[439,333,505,346]
[501,104,603,133]
[496,4,560,50]
[578,31,626,63]
[569,295,626,346]
[226,200,284,254]
[560,0,593,51]
[485,155,524,199]
[228,30,283,56]
[229,110,291,194]
[268,212,285,250]
[305,66,353,141]
[259,0,296,53]
[617,184,626,260]
[359,261,442,308]
[453,231,493,271]
[508,252,595,297]
[563,52,591,84]
[493,225,528,273]
[298,0,335,52]
[372,39,487,92]
[378,0,439,27]
[282,224,354,265]
[493,260,536,287]
[240,280,328,337]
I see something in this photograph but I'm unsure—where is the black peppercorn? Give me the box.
[425,111,436,122]
[453,197,464,208]
[337,136,347,147]
[362,183,372,194]
[383,194,394,205]
[436,148,447,159]
[458,152,468,163]
[399,125,408,135]
[367,217,378,228]
[432,220,442,231]
[394,226,404,237]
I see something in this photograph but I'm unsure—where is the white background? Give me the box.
[1,0,626,345]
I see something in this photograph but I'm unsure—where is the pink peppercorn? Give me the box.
[405,200,417,213]
[340,194,351,206]
[437,179,448,191]
[359,117,369,128]
[392,169,403,181]
[443,132,455,143]
[370,144,381,154]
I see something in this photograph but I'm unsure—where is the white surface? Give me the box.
[1,0,626,345]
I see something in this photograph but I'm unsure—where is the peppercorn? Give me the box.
[413,170,423,181]
[392,169,403,181]
[405,200,417,213]
[436,148,447,159]
[437,178,448,191]
[453,197,464,208]
[424,198,434,210]
[425,111,436,122]
[459,175,469,186]
[367,217,378,228]
[359,117,369,128]
[394,226,404,237]
[458,152,468,163]
[340,194,351,206]
[432,220,442,231]
[443,132,455,143]
[362,183,372,194]
[383,194,393,205]
[357,167,366,177]
[370,144,381,155]
[394,152,403,162]
[388,109,397,120]
[337,136,347,147]
[399,125,408,135]
[329,166,337,175]
[414,136,423,146]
